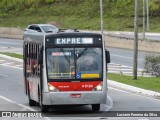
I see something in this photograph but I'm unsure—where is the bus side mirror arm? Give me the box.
[105,50,110,64]
[38,46,43,65]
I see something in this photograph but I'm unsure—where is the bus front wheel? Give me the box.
[40,104,49,113]
[38,89,49,112]
[92,104,100,111]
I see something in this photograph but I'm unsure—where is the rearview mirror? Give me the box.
[105,50,110,63]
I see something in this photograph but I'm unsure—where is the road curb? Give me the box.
[108,80,160,98]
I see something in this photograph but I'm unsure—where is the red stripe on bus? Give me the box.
[48,81,102,91]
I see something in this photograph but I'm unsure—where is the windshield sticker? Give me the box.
[76,73,81,79]
[81,74,99,78]
[52,52,71,56]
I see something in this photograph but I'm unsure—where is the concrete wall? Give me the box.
[0,27,23,39]
[0,27,160,53]
[105,36,160,53]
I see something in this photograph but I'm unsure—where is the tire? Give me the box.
[41,105,49,113]
[38,89,49,113]
[92,104,100,111]
[28,87,36,106]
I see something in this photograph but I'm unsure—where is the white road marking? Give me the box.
[108,87,160,102]
[109,62,144,70]
[0,95,52,120]
[0,60,5,62]
[1,62,15,65]
[0,42,22,45]
[108,62,148,76]
[108,71,142,74]
[0,73,7,77]
[0,95,35,111]
[0,64,23,69]
[108,69,133,71]
[111,54,144,61]
[15,64,22,67]
[103,95,113,111]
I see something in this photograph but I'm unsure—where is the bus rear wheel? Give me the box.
[92,104,100,111]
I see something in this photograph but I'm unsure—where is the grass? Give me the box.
[108,73,160,92]
[0,4,160,32]
[1,14,159,32]
[0,52,23,59]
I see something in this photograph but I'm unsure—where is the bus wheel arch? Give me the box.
[28,83,36,106]
[38,86,49,112]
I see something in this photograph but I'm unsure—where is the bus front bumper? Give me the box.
[42,91,106,105]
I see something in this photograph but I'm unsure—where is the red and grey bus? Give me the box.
[23,29,110,112]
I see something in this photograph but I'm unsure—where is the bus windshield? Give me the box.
[46,47,102,80]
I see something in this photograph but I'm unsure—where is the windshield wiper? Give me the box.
[76,48,88,60]
[60,48,70,63]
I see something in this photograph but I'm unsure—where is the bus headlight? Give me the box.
[48,83,59,92]
[93,83,103,91]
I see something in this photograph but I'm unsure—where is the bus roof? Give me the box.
[46,31,102,37]
[24,29,102,43]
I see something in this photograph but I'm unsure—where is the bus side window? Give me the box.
[26,43,32,76]
[25,43,30,77]
[38,46,43,64]
[35,44,38,76]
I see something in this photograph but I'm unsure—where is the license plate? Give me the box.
[70,94,81,98]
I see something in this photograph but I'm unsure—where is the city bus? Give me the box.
[23,29,110,112]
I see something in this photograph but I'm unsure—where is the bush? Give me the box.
[144,54,160,77]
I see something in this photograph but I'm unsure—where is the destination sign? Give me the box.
[52,52,71,56]
[56,38,93,44]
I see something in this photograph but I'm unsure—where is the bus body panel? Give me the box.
[42,91,106,105]
[23,33,44,102]
[28,77,39,102]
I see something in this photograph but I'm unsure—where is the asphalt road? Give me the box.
[107,47,158,70]
[0,57,160,119]
[0,38,23,48]
[0,38,23,54]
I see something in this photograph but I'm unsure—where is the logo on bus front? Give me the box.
[76,73,81,79]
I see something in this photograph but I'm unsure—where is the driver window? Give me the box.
[35,26,42,32]
[78,55,98,71]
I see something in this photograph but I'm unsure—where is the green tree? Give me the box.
[149,0,160,16]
